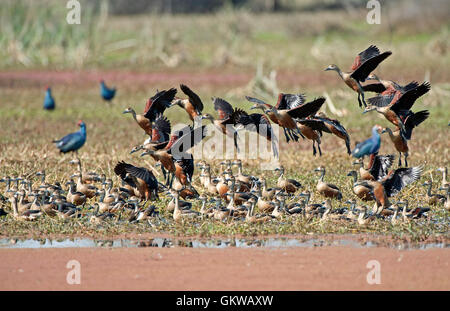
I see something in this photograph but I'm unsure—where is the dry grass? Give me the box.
[0,76,448,241]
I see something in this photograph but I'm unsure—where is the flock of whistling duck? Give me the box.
[1,45,448,227]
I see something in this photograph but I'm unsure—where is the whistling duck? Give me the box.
[271,200,284,218]
[344,200,360,220]
[354,165,422,214]
[130,114,172,155]
[364,74,421,95]
[439,187,450,210]
[245,197,273,224]
[132,205,158,222]
[196,161,208,187]
[364,81,431,135]
[353,153,394,181]
[123,107,153,136]
[295,120,322,156]
[232,160,252,187]
[422,181,446,205]
[231,108,279,158]
[171,84,204,122]
[201,97,241,151]
[321,200,344,221]
[71,173,96,199]
[210,198,232,221]
[101,179,116,204]
[167,194,192,212]
[100,80,116,102]
[437,167,449,188]
[35,171,52,190]
[352,125,382,159]
[247,94,326,143]
[9,193,41,221]
[201,166,219,195]
[304,111,351,155]
[383,111,428,166]
[253,187,275,213]
[169,189,199,221]
[226,176,254,205]
[94,189,113,213]
[357,207,377,225]
[199,196,213,217]
[215,173,230,200]
[296,193,323,215]
[219,160,233,180]
[114,161,159,201]
[325,45,392,108]
[390,203,403,225]
[53,120,86,155]
[43,86,55,110]
[398,200,430,220]
[314,166,342,200]
[143,88,177,124]
[68,159,98,185]
[381,127,408,166]
[259,178,277,200]
[0,177,15,199]
[275,166,302,194]
[246,94,301,142]
[346,170,374,201]
[89,203,115,224]
[66,179,87,206]
[16,191,32,213]
[141,124,207,187]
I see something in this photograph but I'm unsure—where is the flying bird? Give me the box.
[325,45,392,108]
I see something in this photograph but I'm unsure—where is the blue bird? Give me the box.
[100,79,116,102]
[53,120,86,154]
[352,125,382,158]
[43,86,55,110]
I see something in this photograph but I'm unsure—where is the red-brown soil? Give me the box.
[1,246,448,291]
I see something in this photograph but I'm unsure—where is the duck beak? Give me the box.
[130,146,142,154]
[381,128,387,134]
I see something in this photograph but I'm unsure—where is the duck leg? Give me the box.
[296,127,305,139]
[283,128,290,143]
[312,141,317,156]
[398,153,402,167]
[161,167,167,183]
[404,153,408,167]
[289,129,299,142]
[317,141,322,156]
[356,81,367,107]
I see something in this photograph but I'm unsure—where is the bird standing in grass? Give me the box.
[100,79,116,103]
[53,120,86,156]
[43,86,55,110]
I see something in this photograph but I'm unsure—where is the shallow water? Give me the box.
[1,237,448,250]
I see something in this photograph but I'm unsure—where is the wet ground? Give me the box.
[1,236,448,250]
